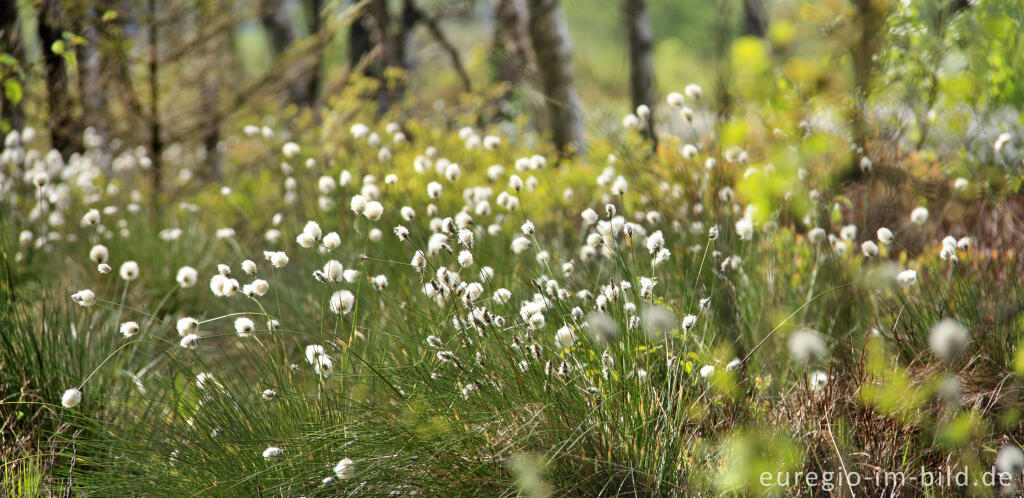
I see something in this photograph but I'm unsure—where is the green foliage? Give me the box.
[716,429,803,495]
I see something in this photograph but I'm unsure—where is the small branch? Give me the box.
[405,0,472,93]
[165,1,369,144]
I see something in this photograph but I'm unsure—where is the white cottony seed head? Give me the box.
[89,244,109,264]
[234,317,256,337]
[554,326,576,349]
[119,261,140,281]
[334,458,355,479]
[896,269,917,288]
[71,289,97,307]
[177,317,198,336]
[876,227,893,245]
[787,328,828,365]
[928,318,970,361]
[363,201,384,221]
[996,446,1024,477]
[180,334,201,349]
[62,388,82,408]
[120,321,140,338]
[910,207,929,225]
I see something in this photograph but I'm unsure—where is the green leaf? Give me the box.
[62,52,78,69]
[935,411,981,448]
[66,33,88,47]
[51,40,65,55]
[1013,340,1024,375]
[4,80,21,104]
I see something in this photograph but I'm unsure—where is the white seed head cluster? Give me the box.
[11,93,1001,487]
[928,318,970,361]
[62,388,83,408]
[787,328,828,365]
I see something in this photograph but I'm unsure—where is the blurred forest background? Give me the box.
[2,0,815,176]
[3,0,1022,187]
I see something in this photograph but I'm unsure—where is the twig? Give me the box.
[404,0,472,93]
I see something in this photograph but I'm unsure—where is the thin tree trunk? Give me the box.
[80,14,106,134]
[260,0,293,54]
[261,0,314,106]
[491,0,532,85]
[349,0,394,113]
[304,0,323,107]
[526,0,584,155]
[38,0,83,156]
[197,0,222,179]
[147,0,162,196]
[741,0,765,38]
[398,0,419,70]
[202,104,222,180]
[844,0,889,182]
[623,0,655,148]
[712,0,734,122]
[200,52,222,180]
[348,4,375,71]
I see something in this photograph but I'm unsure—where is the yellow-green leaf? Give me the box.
[4,80,21,104]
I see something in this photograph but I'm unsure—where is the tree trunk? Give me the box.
[741,0,765,38]
[260,0,294,54]
[349,0,394,113]
[525,0,584,155]
[348,5,374,71]
[397,0,421,80]
[623,0,655,148]
[260,0,316,106]
[491,0,532,85]
[147,0,162,196]
[712,0,734,121]
[200,55,222,180]
[80,15,106,134]
[38,0,84,156]
[844,0,889,182]
[303,0,323,107]
[202,104,222,180]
